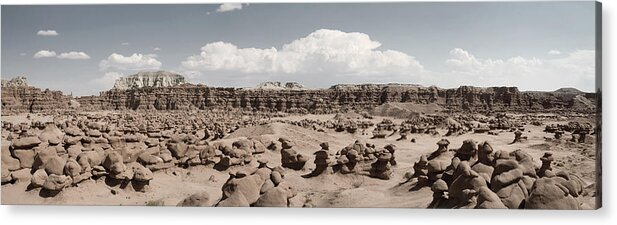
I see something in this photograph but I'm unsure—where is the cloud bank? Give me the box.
[91,72,124,90]
[37,30,58,36]
[436,48,596,91]
[216,3,247,13]
[181,29,425,86]
[33,50,57,58]
[57,51,90,60]
[33,50,91,60]
[99,53,162,71]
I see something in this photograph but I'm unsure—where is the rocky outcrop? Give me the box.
[76,83,596,114]
[1,83,70,116]
[1,76,28,87]
[1,72,597,115]
[249,82,305,90]
[112,71,186,90]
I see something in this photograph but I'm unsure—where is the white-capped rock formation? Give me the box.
[113,71,186,90]
[1,76,28,87]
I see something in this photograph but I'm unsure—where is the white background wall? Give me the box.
[1,0,614,224]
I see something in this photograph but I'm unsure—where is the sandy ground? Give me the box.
[0,113,597,207]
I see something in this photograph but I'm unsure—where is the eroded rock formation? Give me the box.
[1,76,70,115]
[112,71,186,90]
[2,72,597,115]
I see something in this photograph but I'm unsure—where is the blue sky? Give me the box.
[1,2,598,96]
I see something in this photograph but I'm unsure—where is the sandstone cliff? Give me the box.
[76,83,596,114]
[1,73,597,115]
[1,85,70,115]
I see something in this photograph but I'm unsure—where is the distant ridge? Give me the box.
[553,87,584,94]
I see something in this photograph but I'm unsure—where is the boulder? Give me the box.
[102,151,126,174]
[217,192,250,207]
[222,175,262,204]
[131,163,154,181]
[254,186,290,207]
[42,174,72,191]
[13,149,36,168]
[31,169,48,187]
[44,156,66,176]
[476,186,507,209]
[525,177,580,209]
[2,144,21,171]
[178,192,213,207]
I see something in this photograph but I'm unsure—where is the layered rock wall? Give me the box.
[1,86,70,115]
[75,84,596,114]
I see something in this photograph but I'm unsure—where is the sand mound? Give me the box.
[226,124,277,139]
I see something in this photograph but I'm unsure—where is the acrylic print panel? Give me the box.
[0,1,601,209]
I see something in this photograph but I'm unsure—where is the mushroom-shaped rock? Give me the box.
[12,137,42,149]
[412,155,429,179]
[455,139,477,161]
[525,177,580,209]
[131,163,154,182]
[279,138,295,149]
[281,148,307,170]
[383,144,398,166]
[369,152,393,180]
[537,152,555,178]
[429,139,451,160]
[428,179,450,209]
[64,126,84,137]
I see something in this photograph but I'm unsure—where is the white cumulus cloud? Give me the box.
[91,72,124,90]
[181,29,425,86]
[57,51,90,60]
[99,53,162,71]
[216,3,247,13]
[440,48,595,91]
[37,30,58,36]
[548,50,562,55]
[33,50,57,58]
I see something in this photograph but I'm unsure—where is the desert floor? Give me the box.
[1,113,597,208]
